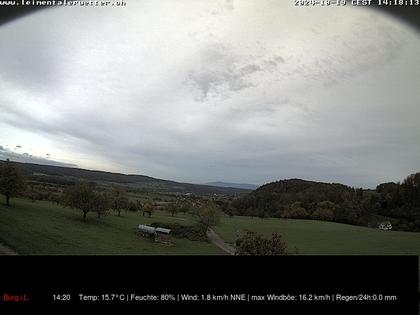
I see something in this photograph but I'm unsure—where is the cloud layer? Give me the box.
[0,1,419,187]
[0,145,75,167]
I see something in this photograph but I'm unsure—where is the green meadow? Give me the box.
[215,215,420,255]
[0,198,419,256]
[0,198,223,255]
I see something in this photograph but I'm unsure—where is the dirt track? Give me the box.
[207,228,235,255]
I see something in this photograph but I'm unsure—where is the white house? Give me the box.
[378,221,392,231]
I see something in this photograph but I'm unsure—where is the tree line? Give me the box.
[62,183,139,221]
[223,176,420,232]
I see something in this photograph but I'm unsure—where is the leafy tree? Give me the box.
[223,201,236,218]
[93,192,111,219]
[166,200,193,216]
[143,202,154,217]
[167,201,181,217]
[0,159,26,206]
[282,202,308,219]
[62,183,98,221]
[235,230,287,255]
[193,202,221,232]
[402,173,420,206]
[128,200,142,212]
[109,187,129,217]
[310,201,336,221]
[376,182,399,194]
[136,200,143,211]
[335,200,361,225]
[310,208,335,221]
[179,201,191,215]
[28,184,36,203]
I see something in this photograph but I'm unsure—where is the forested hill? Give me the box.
[228,176,420,232]
[257,178,352,195]
[0,160,250,195]
[231,178,356,217]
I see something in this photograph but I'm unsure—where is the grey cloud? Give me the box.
[0,1,419,188]
[0,146,76,167]
[187,15,406,100]
[274,56,285,64]
[187,47,283,100]
[239,64,262,75]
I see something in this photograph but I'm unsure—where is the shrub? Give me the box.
[235,230,287,255]
[150,222,208,241]
[283,202,308,219]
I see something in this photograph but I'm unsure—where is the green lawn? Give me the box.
[0,198,224,255]
[214,215,420,255]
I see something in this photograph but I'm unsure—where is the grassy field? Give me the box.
[214,216,420,255]
[126,191,175,203]
[0,198,224,255]
[1,198,420,256]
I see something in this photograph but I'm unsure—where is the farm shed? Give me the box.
[137,224,172,243]
[137,224,157,236]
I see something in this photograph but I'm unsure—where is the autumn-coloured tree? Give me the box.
[193,202,221,232]
[142,202,154,217]
[235,230,287,256]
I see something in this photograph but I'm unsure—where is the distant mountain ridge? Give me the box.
[205,181,259,190]
[0,160,251,195]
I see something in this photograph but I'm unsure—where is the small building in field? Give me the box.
[378,221,392,231]
[137,224,157,237]
[137,224,172,243]
[155,227,171,235]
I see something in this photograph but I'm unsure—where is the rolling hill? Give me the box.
[0,160,251,195]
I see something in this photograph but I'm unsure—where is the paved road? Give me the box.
[207,228,235,255]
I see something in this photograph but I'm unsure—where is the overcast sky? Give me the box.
[0,1,419,188]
